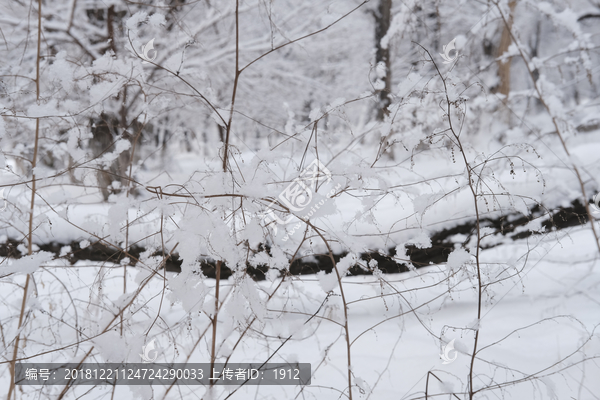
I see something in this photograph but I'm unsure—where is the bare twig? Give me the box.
[494,1,600,255]
[7,1,42,397]
[414,42,483,400]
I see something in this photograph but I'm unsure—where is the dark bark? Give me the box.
[374,0,392,121]
[578,13,600,21]
[107,5,117,54]
[89,113,142,200]
[86,3,140,200]
[1,199,589,280]
[495,0,517,98]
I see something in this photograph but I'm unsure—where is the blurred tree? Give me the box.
[374,0,392,121]
[496,0,517,99]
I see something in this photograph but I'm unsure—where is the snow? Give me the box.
[126,11,149,31]
[0,227,598,398]
[1,0,600,398]
[0,251,54,275]
[148,13,166,27]
[446,248,472,272]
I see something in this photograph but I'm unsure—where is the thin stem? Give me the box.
[494,1,600,255]
[414,42,483,400]
[55,244,179,399]
[426,371,460,399]
[209,260,222,384]
[239,1,368,74]
[7,1,42,398]
[310,224,353,400]
[222,0,239,172]
[210,0,237,386]
[121,87,127,337]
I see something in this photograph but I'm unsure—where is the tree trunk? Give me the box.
[374,0,392,121]
[496,0,517,99]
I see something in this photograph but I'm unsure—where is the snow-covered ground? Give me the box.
[2,2,600,398]
[2,124,598,256]
[2,222,598,399]
[1,114,599,399]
